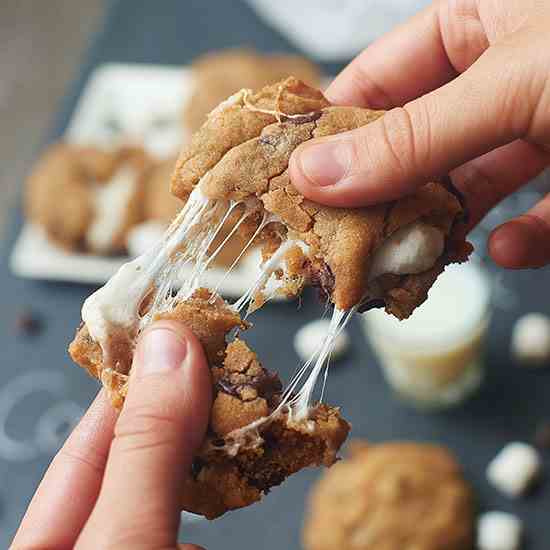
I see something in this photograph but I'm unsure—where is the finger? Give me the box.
[450,140,550,232]
[489,192,550,268]
[12,391,117,550]
[290,47,534,207]
[326,0,488,108]
[77,321,211,550]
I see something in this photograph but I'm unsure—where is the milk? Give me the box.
[362,261,491,408]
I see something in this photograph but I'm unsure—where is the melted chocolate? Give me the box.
[307,261,336,301]
[216,372,283,402]
[281,111,322,125]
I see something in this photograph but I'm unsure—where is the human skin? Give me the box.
[11,322,211,550]
[290,0,550,270]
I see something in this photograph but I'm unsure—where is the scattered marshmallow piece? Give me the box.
[294,319,350,362]
[511,313,550,367]
[478,511,522,550]
[126,221,167,257]
[487,442,542,497]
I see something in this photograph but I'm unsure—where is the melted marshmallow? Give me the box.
[369,222,444,281]
[86,167,137,253]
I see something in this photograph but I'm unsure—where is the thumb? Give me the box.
[77,321,211,550]
[290,48,531,207]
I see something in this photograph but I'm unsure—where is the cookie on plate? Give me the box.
[69,288,350,519]
[182,48,321,133]
[26,143,151,254]
[303,441,474,550]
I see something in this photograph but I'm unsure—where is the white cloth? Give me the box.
[245,0,431,61]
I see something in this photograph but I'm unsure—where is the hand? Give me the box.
[290,0,550,269]
[12,321,211,550]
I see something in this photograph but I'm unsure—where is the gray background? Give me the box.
[1,1,550,548]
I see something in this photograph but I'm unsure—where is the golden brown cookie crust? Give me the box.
[69,289,350,519]
[182,48,321,133]
[303,441,474,550]
[172,78,471,315]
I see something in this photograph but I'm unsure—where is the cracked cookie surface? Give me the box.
[173,78,471,316]
[69,289,350,519]
[303,441,474,550]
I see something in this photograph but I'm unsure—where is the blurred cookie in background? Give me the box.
[25,143,151,255]
[303,441,474,550]
[182,48,321,132]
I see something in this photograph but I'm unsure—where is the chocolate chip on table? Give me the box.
[15,310,43,335]
[534,422,550,449]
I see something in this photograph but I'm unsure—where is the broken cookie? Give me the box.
[173,77,471,316]
[69,289,349,518]
[69,77,471,520]
[26,143,151,254]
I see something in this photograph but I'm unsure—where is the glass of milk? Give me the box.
[362,261,492,409]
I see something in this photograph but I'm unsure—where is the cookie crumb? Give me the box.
[477,511,522,550]
[15,310,43,335]
[487,442,542,497]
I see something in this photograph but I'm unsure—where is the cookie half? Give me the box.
[69,289,349,519]
[173,77,471,316]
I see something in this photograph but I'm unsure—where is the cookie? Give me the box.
[303,441,474,550]
[26,143,152,254]
[173,77,471,316]
[182,48,321,133]
[69,288,350,518]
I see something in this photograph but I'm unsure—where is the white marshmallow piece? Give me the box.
[511,313,550,367]
[487,442,542,497]
[86,166,137,253]
[294,319,350,363]
[368,222,444,281]
[478,511,523,550]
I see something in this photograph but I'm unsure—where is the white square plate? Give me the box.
[9,63,267,298]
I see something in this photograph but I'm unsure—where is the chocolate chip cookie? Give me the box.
[173,77,471,316]
[69,289,350,519]
[303,441,474,550]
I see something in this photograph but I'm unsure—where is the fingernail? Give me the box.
[136,327,188,376]
[297,140,352,187]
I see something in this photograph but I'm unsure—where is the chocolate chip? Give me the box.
[535,422,550,449]
[308,261,335,302]
[191,458,205,479]
[217,372,282,402]
[211,438,225,448]
[15,311,43,335]
[281,111,322,124]
[249,372,283,400]
[216,378,240,398]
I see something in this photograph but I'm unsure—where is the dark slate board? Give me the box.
[1,1,549,548]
